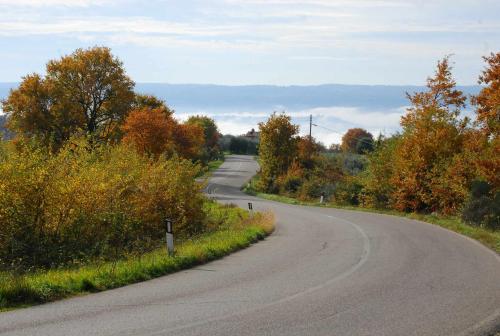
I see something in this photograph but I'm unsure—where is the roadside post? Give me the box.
[165,218,174,256]
[248,202,253,216]
[320,192,325,204]
[207,185,212,201]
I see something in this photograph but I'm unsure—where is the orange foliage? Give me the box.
[122,107,173,157]
[297,136,321,169]
[341,128,373,153]
[472,52,500,136]
[171,123,205,160]
[121,107,204,160]
[469,53,500,192]
[2,47,134,146]
[476,136,500,190]
[391,57,469,214]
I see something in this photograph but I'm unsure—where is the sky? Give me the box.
[0,0,499,85]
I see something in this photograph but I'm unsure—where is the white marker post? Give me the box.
[165,218,174,256]
[248,202,253,216]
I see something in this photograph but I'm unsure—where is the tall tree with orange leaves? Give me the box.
[341,128,374,154]
[391,56,470,214]
[122,101,205,160]
[470,52,500,191]
[185,115,220,162]
[472,52,500,137]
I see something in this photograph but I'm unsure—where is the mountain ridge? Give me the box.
[1,82,482,111]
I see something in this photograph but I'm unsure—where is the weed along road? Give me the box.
[1,155,499,336]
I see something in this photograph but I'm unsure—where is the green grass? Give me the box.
[243,177,500,254]
[0,204,274,311]
[196,158,225,179]
[206,159,224,174]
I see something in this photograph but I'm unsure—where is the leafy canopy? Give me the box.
[2,46,135,146]
[258,112,299,192]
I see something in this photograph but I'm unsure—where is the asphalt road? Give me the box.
[1,155,499,336]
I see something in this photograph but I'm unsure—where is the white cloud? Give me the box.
[0,0,110,6]
[0,0,498,84]
[0,17,239,36]
[1,13,497,57]
[223,0,411,8]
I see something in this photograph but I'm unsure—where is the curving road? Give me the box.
[1,155,499,336]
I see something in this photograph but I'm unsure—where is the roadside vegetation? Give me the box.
[0,46,274,309]
[244,176,500,253]
[0,203,274,310]
[251,53,499,251]
[219,134,259,155]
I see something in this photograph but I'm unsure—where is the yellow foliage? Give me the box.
[0,138,204,270]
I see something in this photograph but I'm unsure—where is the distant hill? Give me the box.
[134,83,481,111]
[1,82,481,112]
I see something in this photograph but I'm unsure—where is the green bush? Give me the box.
[333,178,363,205]
[282,176,303,194]
[298,177,324,200]
[462,181,500,230]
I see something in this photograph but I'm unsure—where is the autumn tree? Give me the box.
[297,135,321,169]
[121,107,173,157]
[2,74,70,146]
[2,47,135,145]
[391,56,470,213]
[361,135,400,208]
[341,128,374,154]
[185,115,220,161]
[258,112,299,192]
[470,52,500,191]
[472,52,500,137]
[122,101,205,161]
[172,123,205,160]
[133,94,173,117]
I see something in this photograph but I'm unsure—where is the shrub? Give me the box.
[0,138,205,271]
[360,136,399,208]
[281,176,303,195]
[276,163,304,195]
[333,177,363,206]
[228,136,258,155]
[462,181,500,230]
[298,177,325,200]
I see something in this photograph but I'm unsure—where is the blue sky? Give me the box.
[0,0,499,85]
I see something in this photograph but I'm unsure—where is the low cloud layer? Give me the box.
[176,106,406,145]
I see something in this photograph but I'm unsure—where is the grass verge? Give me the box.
[243,177,500,254]
[206,159,224,175]
[0,203,274,311]
[196,158,225,179]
